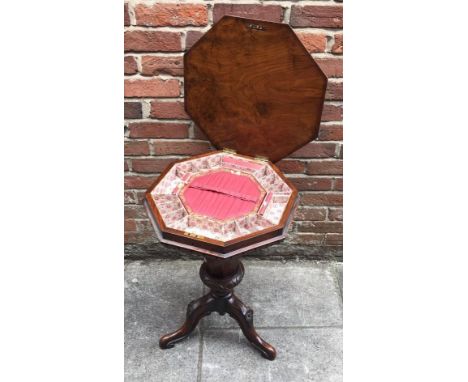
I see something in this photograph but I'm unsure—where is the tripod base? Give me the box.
[159,258,276,360]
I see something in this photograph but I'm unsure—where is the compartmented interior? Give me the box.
[150,152,293,242]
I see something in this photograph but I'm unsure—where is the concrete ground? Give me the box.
[125,258,343,382]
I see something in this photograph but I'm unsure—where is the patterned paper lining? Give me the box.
[150,152,292,241]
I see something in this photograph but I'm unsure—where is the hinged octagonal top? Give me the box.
[184,16,327,163]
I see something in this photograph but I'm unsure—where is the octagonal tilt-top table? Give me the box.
[144,16,327,360]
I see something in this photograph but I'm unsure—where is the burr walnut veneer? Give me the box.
[144,16,327,360]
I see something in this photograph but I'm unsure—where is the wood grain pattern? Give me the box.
[184,16,327,163]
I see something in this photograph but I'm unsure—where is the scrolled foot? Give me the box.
[159,293,216,349]
[225,294,277,360]
[159,333,179,349]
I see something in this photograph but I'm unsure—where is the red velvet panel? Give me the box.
[183,171,261,220]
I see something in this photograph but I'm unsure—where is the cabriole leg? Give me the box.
[159,256,277,360]
[159,293,216,349]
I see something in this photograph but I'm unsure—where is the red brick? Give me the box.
[329,207,343,221]
[296,221,342,233]
[289,177,333,191]
[124,176,155,189]
[316,58,343,78]
[124,160,129,172]
[294,207,327,221]
[125,205,147,219]
[125,231,156,244]
[124,3,130,27]
[124,232,137,243]
[297,33,327,53]
[134,190,146,204]
[291,233,325,245]
[124,56,138,75]
[124,31,182,52]
[300,193,342,206]
[131,158,176,174]
[276,159,306,174]
[141,56,183,76]
[152,141,211,156]
[150,100,189,119]
[322,104,343,122]
[289,142,336,158]
[125,219,137,232]
[124,79,180,98]
[186,31,204,50]
[213,4,283,23]
[137,220,156,236]
[124,141,149,156]
[306,160,343,175]
[290,5,343,28]
[333,178,343,191]
[318,124,343,141]
[124,102,142,119]
[332,33,343,54]
[324,233,343,246]
[128,122,189,139]
[124,190,138,204]
[135,4,208,27]
[325,81,343,101]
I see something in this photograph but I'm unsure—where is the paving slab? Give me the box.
[125,334,200,382]
[202,260,342,329]
[125,260,202,382]
[125,260,203,334]
[125,259,343,382]
[201,328,342,382]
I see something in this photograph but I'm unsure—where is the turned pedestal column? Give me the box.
[159,256,276,360]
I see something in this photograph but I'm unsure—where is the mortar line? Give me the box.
[124,52,342,59]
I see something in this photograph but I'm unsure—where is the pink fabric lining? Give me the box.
[258,192,273,215]
[183,171,262,220]
[221,156,264,171]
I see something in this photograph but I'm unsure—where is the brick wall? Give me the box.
[124,0,343,256]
